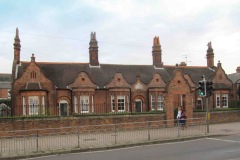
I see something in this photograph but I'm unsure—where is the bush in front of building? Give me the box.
[229,100,240,109]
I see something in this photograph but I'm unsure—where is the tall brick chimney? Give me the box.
[13,28,21,64]
[89,32,99,67]
[236,66,240,73]
[206,41,214,68]
[152,36,163,68]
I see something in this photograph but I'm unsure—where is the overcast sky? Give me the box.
[0,0,239,75]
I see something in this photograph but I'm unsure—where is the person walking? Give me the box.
[180,108,187,129]
[176,106,182,126]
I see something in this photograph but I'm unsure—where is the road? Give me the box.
[26,134,240,160]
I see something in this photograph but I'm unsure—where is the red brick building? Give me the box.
[228,67,240,101]
[0,74,11,99]
[11,28,232,120]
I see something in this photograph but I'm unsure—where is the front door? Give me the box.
[59,100,68,116]
[135,99,142,112]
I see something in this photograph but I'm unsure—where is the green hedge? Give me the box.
[229,100,240,109]
[0,99,11,106]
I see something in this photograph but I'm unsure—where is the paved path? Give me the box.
[209,122,240,136]
[0,121,240,159]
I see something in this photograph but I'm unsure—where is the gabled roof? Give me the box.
[0,82,11,89]
[228,73,240,83]
[20,82,44,91]
[0,74,11,89]
[214,83,231,90]
[17,61,216,89]
[0,73,11,82]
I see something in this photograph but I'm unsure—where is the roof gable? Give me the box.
[167,69,191,94]
[106,73,131,88]
[17,61,217,89]
[212,64,232,89]
[148,73,166,88]
[69,72,96,89]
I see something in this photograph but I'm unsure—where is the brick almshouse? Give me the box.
[11,28,233,120]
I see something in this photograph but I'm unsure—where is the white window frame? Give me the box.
[74,96,78,113]
[29,96,39,115]
[23,96,26,115]
[151,95,155,110]
[197,98,203,110]
[117,95,125,112]
[216,94,220,108]
[92,95,94,113]
[41,96,45,114]
[111,95,115,112]
[157,95,164,111]
[80,96,89,113]
[222,94,228,108]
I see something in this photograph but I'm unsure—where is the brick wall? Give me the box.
[0,88,8,99]
[194,110,240,123]
[1,111,239,137]
[0,114,165,133]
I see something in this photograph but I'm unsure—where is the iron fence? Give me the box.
[0,103,165,119]
[0,118,206,158]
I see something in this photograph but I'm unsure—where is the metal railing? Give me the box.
[0,118,206,158]
[0,103,165,118]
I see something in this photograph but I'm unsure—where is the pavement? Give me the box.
[209,121,240,136]
[0,121,240,160]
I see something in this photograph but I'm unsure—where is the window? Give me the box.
[23,96,26,115]
[111,96,115,112]
[91,95,94,112]
[74,96,78,113]
[80,96,89,113]
[151,95,164,111]
[151,95,155,110]
[29,96,39,115]
[222,94,228,108]
[117,95,125,112]
[41,96,45,114]
[238,84,240,98]
[111,95,126,112]
[216,94,220,108]
[157,95,164,111]
[197,98,203,110]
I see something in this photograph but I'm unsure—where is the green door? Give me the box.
[60,103,68,116]
[135,99,142,112]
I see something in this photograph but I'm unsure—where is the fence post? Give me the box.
[78,126,80,148]
[205,117,207,135]
[114,124,117,144]
[147,122,150,141]
[177,119,180,138]
[0,136,2,157]
[36,130,39,152]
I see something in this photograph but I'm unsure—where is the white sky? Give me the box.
[0,0,239,74]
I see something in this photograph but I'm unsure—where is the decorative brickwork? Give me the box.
[9,29,234,119]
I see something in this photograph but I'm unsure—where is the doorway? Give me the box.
[135,99,142,112]
[173,94,186,123]
[59,100,68,116]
